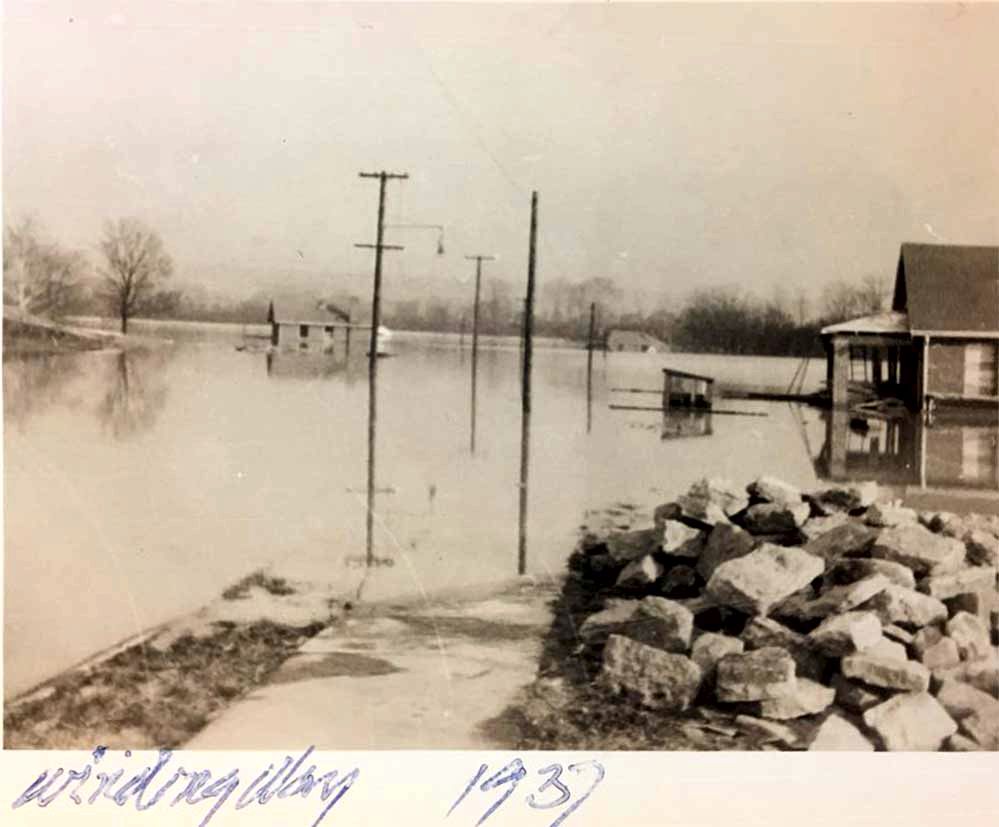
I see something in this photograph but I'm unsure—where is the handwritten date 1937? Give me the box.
[448,758,605,827]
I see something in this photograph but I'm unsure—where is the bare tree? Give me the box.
[3,217,85,318]
[820,274,891,323]
[98,218,173,333]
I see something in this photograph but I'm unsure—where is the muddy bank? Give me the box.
[3,316,114,356]
[4,572,337,749]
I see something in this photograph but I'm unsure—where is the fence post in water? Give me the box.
[586,302,596,433]
[518,192,538,576]
[356,170,408,565]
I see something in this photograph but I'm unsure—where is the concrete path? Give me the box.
[185,577,559,750]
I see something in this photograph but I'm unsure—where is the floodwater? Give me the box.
[4,323,997,696]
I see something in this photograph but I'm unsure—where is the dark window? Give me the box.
[300,325,309,338]
[324,326,335,335]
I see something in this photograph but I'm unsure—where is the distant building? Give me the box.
[821,243,999,411]
[606,329,667,353]
[268,298,352,353]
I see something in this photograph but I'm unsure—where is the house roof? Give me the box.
[270,298,351,324]
[892,243,999,334]
[820,310,909,336]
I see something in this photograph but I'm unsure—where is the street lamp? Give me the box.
[385,223,446,255]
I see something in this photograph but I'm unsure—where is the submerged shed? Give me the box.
[268,298,353,352]
[821,243,999,411]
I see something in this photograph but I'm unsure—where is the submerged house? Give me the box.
[606,329,668,353]
[821,243,999,411]
[268,298,353,353]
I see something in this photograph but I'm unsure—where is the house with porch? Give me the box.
[821,243,999,412]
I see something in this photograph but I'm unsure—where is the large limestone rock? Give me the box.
[862,692,958,750]
[809,611,883,656]
[935,679,999,721]
[578,599,640,640]
[600,635,702,710]
[758,678,835,720]
[883,624,915,645]
[747,476,803,507]
[696,523,755,581]
[959,706,999,749]
[624,597,694,654]
[919,567,997,601]
[871,524,966,576]
[946,612,994,662]
[734,715,798,746]
[741,616,826,680]
[917,635,961,671]
[864,503,918,528]
[832,674,887,713]
[802,522,877,565]
[810,481,880,515]
[706,544,824,616]
[715,647,797,702]
[795,575,890,620]
[933,653,999,698]
[615,555,664,590]
[799,512,851,543]
[690,632,744,679]
[677,478,748,526]
[966,530,999,568]
[606,528,660,564]
[661,520,705,557]
[827,558,916,590]
[862,584,948,628]
[866,638,909,662]
[741,502,811,535]
[808,714,875,751]
[926,511,970,538]
[842,655,931,692]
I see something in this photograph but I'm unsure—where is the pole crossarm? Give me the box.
[359,172,409,180]
[354,243,405,251]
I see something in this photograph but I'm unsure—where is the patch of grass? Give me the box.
[4,619,324,750]
[221,570,296,600]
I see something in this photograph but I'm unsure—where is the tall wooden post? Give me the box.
[831,337,850,409]
[518,192,538,576]
[356,171,408,565]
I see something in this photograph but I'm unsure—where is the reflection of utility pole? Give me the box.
[356,170,408,565]
[587,302,597,434]
[465,254,495,455]
[518,192,538,576]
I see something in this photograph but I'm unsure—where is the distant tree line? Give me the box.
[382,275,890,357]
[5,216,890,355]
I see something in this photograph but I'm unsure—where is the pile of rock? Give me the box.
[573,476,999,751]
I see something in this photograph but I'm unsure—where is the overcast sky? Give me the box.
[4,2,998,309]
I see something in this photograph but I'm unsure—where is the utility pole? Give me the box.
[355,170,408,565]
[465,254,495,455]
[518,192,538,576]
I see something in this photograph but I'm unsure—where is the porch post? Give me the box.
[831,336,850,409]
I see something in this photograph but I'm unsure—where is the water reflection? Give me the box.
[96,351,170,439]
[3,353,82,427]
[816,405,999,511]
